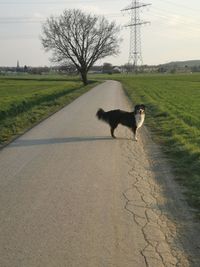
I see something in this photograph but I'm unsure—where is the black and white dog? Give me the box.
[96,104,145,141]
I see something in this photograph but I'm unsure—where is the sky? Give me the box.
[0,0,200,67]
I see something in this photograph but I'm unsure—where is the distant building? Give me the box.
[113,66,121,73]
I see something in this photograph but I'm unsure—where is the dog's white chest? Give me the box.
[135,114,145,129]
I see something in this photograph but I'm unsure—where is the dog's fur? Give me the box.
[96,104,145,141]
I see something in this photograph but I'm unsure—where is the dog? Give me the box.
[96,104,145,141]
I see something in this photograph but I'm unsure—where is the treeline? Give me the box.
[157,64,200,74]
[0,66,51,75]
[1,61,200,75]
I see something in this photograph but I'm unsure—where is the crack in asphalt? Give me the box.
[121,130,190,267]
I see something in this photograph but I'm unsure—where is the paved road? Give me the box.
[0,81,198,267]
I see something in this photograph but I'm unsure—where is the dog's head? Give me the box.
[134,104,146,115]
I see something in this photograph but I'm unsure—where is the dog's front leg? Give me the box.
[132,126,138,141]
[134,131,138,141]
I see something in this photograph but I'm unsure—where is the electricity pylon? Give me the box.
[122,0,151,72]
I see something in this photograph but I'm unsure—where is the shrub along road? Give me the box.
[0,81,199,266]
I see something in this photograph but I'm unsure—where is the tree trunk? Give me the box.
[80,70,88,85]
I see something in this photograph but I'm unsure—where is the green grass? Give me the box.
[0,74,97,146]
[91,73,200,216]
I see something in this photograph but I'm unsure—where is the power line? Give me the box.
[0,0,120,4]
[151,7,200,27]
[154,0,200,14]
[0,12,126,24]
[121,0,151,70]
[0,34,38,40]
[152,5,200,19]
[0,18,44,24]
[1,8,199,28]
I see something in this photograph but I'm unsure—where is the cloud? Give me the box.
[33,12,45,19]
[78,5,104,15]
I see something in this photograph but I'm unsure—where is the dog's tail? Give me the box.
[96,108,107,122]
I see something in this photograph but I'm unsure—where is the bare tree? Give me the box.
[41,9,121,85]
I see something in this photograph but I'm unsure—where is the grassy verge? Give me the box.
[0,74,97,146]
[91,73,200,216]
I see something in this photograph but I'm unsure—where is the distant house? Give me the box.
[112,66,121,73]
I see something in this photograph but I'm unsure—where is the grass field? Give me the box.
[0,74,97,146]
[107,73,200,214]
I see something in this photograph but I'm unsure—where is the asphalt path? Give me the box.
[0,81,199,267]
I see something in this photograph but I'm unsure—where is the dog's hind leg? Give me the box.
[110,127,116,138]
[110,124,118,138]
